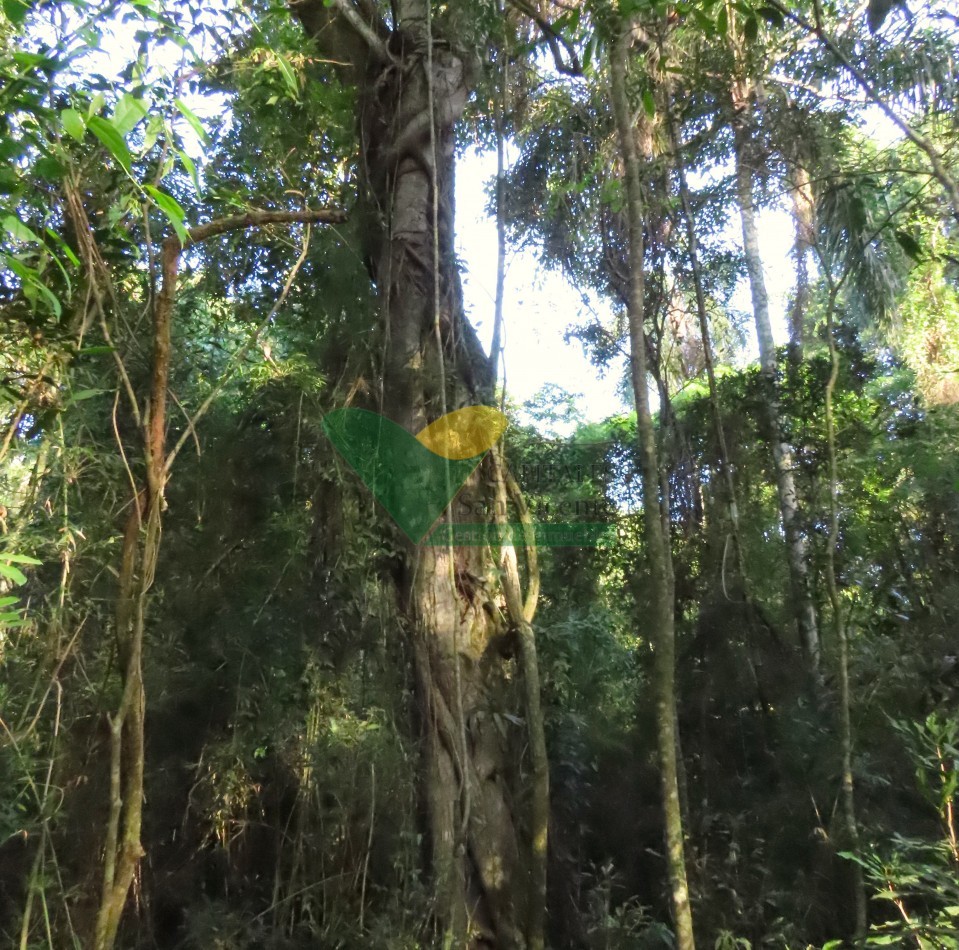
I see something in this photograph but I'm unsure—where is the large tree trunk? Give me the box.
[295,3,545,946]
[730,83,822,686]
[610,21,696,950]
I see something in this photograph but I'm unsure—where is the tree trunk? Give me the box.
[295,3,547,945]
[610,20,696,950]
[666,91,746,593]
[822,272,868,938]
[730,84,822,686]
[92,207,343,949]
[787,162,815,365]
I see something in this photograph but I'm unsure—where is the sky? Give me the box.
[455,147,628,422]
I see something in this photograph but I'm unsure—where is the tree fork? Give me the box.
[294,2,549,945]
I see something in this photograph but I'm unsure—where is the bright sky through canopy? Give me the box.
[455,145,798,425]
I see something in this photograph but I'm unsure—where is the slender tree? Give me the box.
[725,12,822,684]
[609,12,696,949]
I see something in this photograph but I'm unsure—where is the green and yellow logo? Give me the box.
[322,406,507,543]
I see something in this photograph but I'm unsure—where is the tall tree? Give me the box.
[608,11,696,949]
[292,2,548,945]
[725,12,823,684]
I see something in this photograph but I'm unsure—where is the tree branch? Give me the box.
[354,0,390,39]
[175,207,347,249]
[330,0,393,64]
[507,0,581,75]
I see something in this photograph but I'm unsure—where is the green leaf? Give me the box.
[174,98,210,146]
[757,4,785,27]
[2,0,35,26]
[0,165,20,195]
[582,35,596,70]
[141,113,164,153]
[44,227,80,266]
[895,229,923,261]
[744,14,759,41]
[692,8,717,33]
[0,139,23,161]
[0,562,28,585]
[178,149,201,194]
[113,93,148,137]
[145,185,189,244]
[87,116,132,173]
[35,156,63,181]
[274,54,299,98]
[716,5,728,35]
[88,91,106,118]
[642,89,656,118]
[11,50,49,69]
[67,389,104,404]
[2,215,41,243]
[61,107,86,142]
[77,345,116,355]
[0,554,41,564]
[4,254,61,317]
[0,596,21,607]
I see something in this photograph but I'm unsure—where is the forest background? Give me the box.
[1,0,958,947]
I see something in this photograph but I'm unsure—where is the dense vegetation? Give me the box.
[1,0,957,947]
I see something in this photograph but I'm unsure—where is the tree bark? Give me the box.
[787,162,815,365]
[610,20,696,950]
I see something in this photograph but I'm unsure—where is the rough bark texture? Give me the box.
[92,232,176,950]
[295,2,547,945]
[610,22,696,950]
[730,84,822,685]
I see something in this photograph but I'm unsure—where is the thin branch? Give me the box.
[354,0,390,39]
[178,207,346,248]
[167,390,202,459]
[164,220,317,472]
